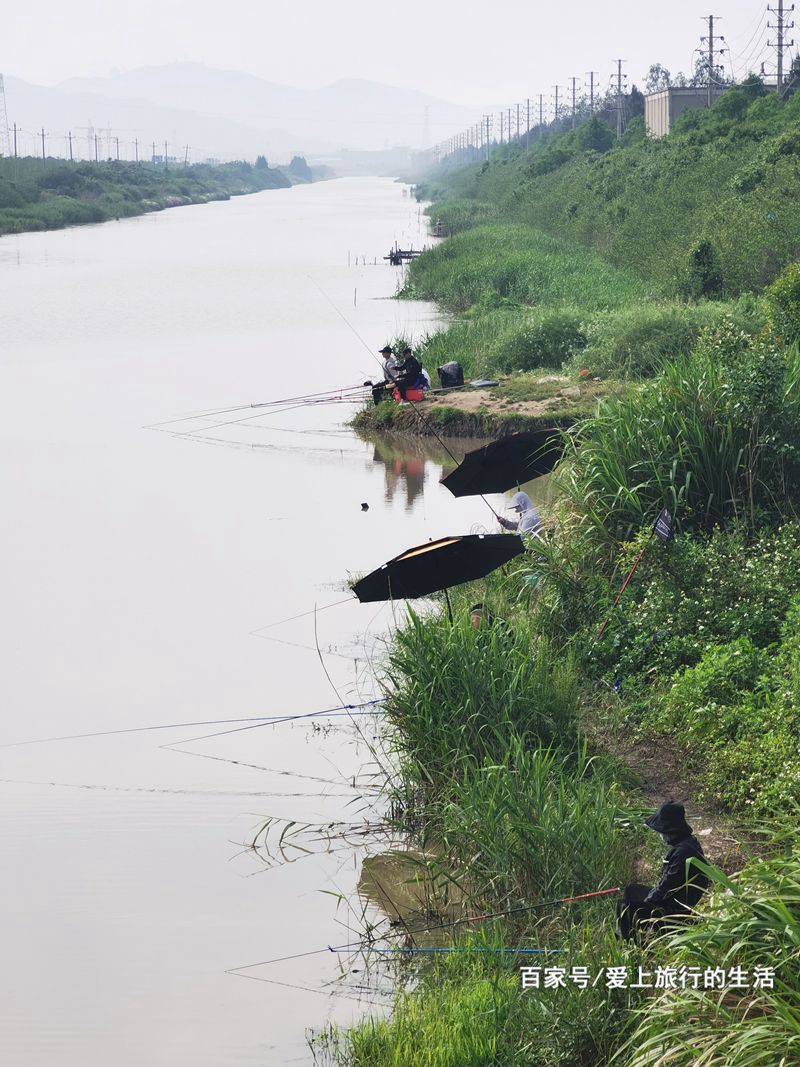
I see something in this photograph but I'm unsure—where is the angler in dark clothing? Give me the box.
[394,346,424,400]
[617,801,710,941]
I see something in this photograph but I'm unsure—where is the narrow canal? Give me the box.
[0,177,501,1065]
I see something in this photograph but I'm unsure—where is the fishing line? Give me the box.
[1,701,381,750]
[228,969,390,1007]
[402,395,501,521]
[0,715,285,749]
[147,384,370,431]
[159,700,383,747]
[251,596,354,634]
[252,631,370,663]
[0,776,354,800]
[163,745,367,788]
[308,274,384,367]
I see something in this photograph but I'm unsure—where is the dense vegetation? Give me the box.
[0,156,291,235]
[329,79,800,1066]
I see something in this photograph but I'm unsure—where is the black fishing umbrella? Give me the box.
[352,534,526,603]
[440,429,565,498]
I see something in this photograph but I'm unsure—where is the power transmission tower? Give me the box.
[569,77,579,128]
[0,74,10,158]
[613,60,627,138]
[700,15,726,106]
[586,71,598,112]
[768,0,795,91]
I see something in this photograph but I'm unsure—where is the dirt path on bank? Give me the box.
[425,379,583,418]
[584,715,751,875]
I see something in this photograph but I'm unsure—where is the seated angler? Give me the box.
[394,346,426,401]
[617,801,710,941]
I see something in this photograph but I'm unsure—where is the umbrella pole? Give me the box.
[444,588,454,624]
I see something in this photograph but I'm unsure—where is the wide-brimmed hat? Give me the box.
[644,801,692,835]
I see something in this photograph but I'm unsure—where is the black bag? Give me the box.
[437,361,464,388]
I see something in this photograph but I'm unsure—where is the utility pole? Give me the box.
[40,127,46,165]
[68,130,73,161]
[115,136,119,161]
[184,143,189,165]
[553,85,560,125]
[768,0,795,91]
[500,110,504,144]
[701,16,726,106]
[538,93,545,130]
[134,137,139,164]
[485,114,492,159]
[0,74,10,161]
[526,98,531,151]
[614,60,627,138]
[13,121,17,158]
[569,77,579,128]
[516,102,520,142]
[94,133,99,162]
[507,107,512,143]
[587,71,597,112]
[152,140,156,165]
[164,140,168,169]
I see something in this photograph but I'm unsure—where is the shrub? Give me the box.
[382,609,578,788]
[561,327,800,539]
[766,260,800,342]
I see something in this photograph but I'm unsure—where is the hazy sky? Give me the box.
[9,0,783,109]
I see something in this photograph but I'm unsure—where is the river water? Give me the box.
[0,179,503,1065]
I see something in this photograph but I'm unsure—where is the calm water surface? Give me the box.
[0,179,507,1065]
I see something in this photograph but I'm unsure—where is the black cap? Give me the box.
[644,801,691,835]
[379,345,393,354]
[402,346,412,355]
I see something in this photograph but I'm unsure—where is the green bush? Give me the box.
[593,523,800,681]
[383,609,578,788]
[493,311,587,371]
[766,260,800,342]
[561,327,800,539]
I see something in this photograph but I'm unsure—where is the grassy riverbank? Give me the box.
[0,156,292,235]
[327,80,800,1065]
[328,322,800,1064]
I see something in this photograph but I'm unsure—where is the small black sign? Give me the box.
[653,507,673,542]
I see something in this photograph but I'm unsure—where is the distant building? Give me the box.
[645,87,726,138]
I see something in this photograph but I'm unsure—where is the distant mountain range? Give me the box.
[5,64,472,165]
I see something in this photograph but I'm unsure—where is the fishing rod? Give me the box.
[147,384,371,431]
[0,699,383,749]
[365,946,562,955]
[160,699,383,747]
[227,886,621,973]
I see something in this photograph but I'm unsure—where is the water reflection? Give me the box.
[365,434,487,511]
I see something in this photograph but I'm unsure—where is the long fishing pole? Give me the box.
[1,700,382,749]
[160,699,383,747]
[308,274,384,368]
[401,395,502,521]
[148,384,371,431]
[227,886,621,973]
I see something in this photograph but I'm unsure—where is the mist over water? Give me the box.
[0,178,506,1065]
